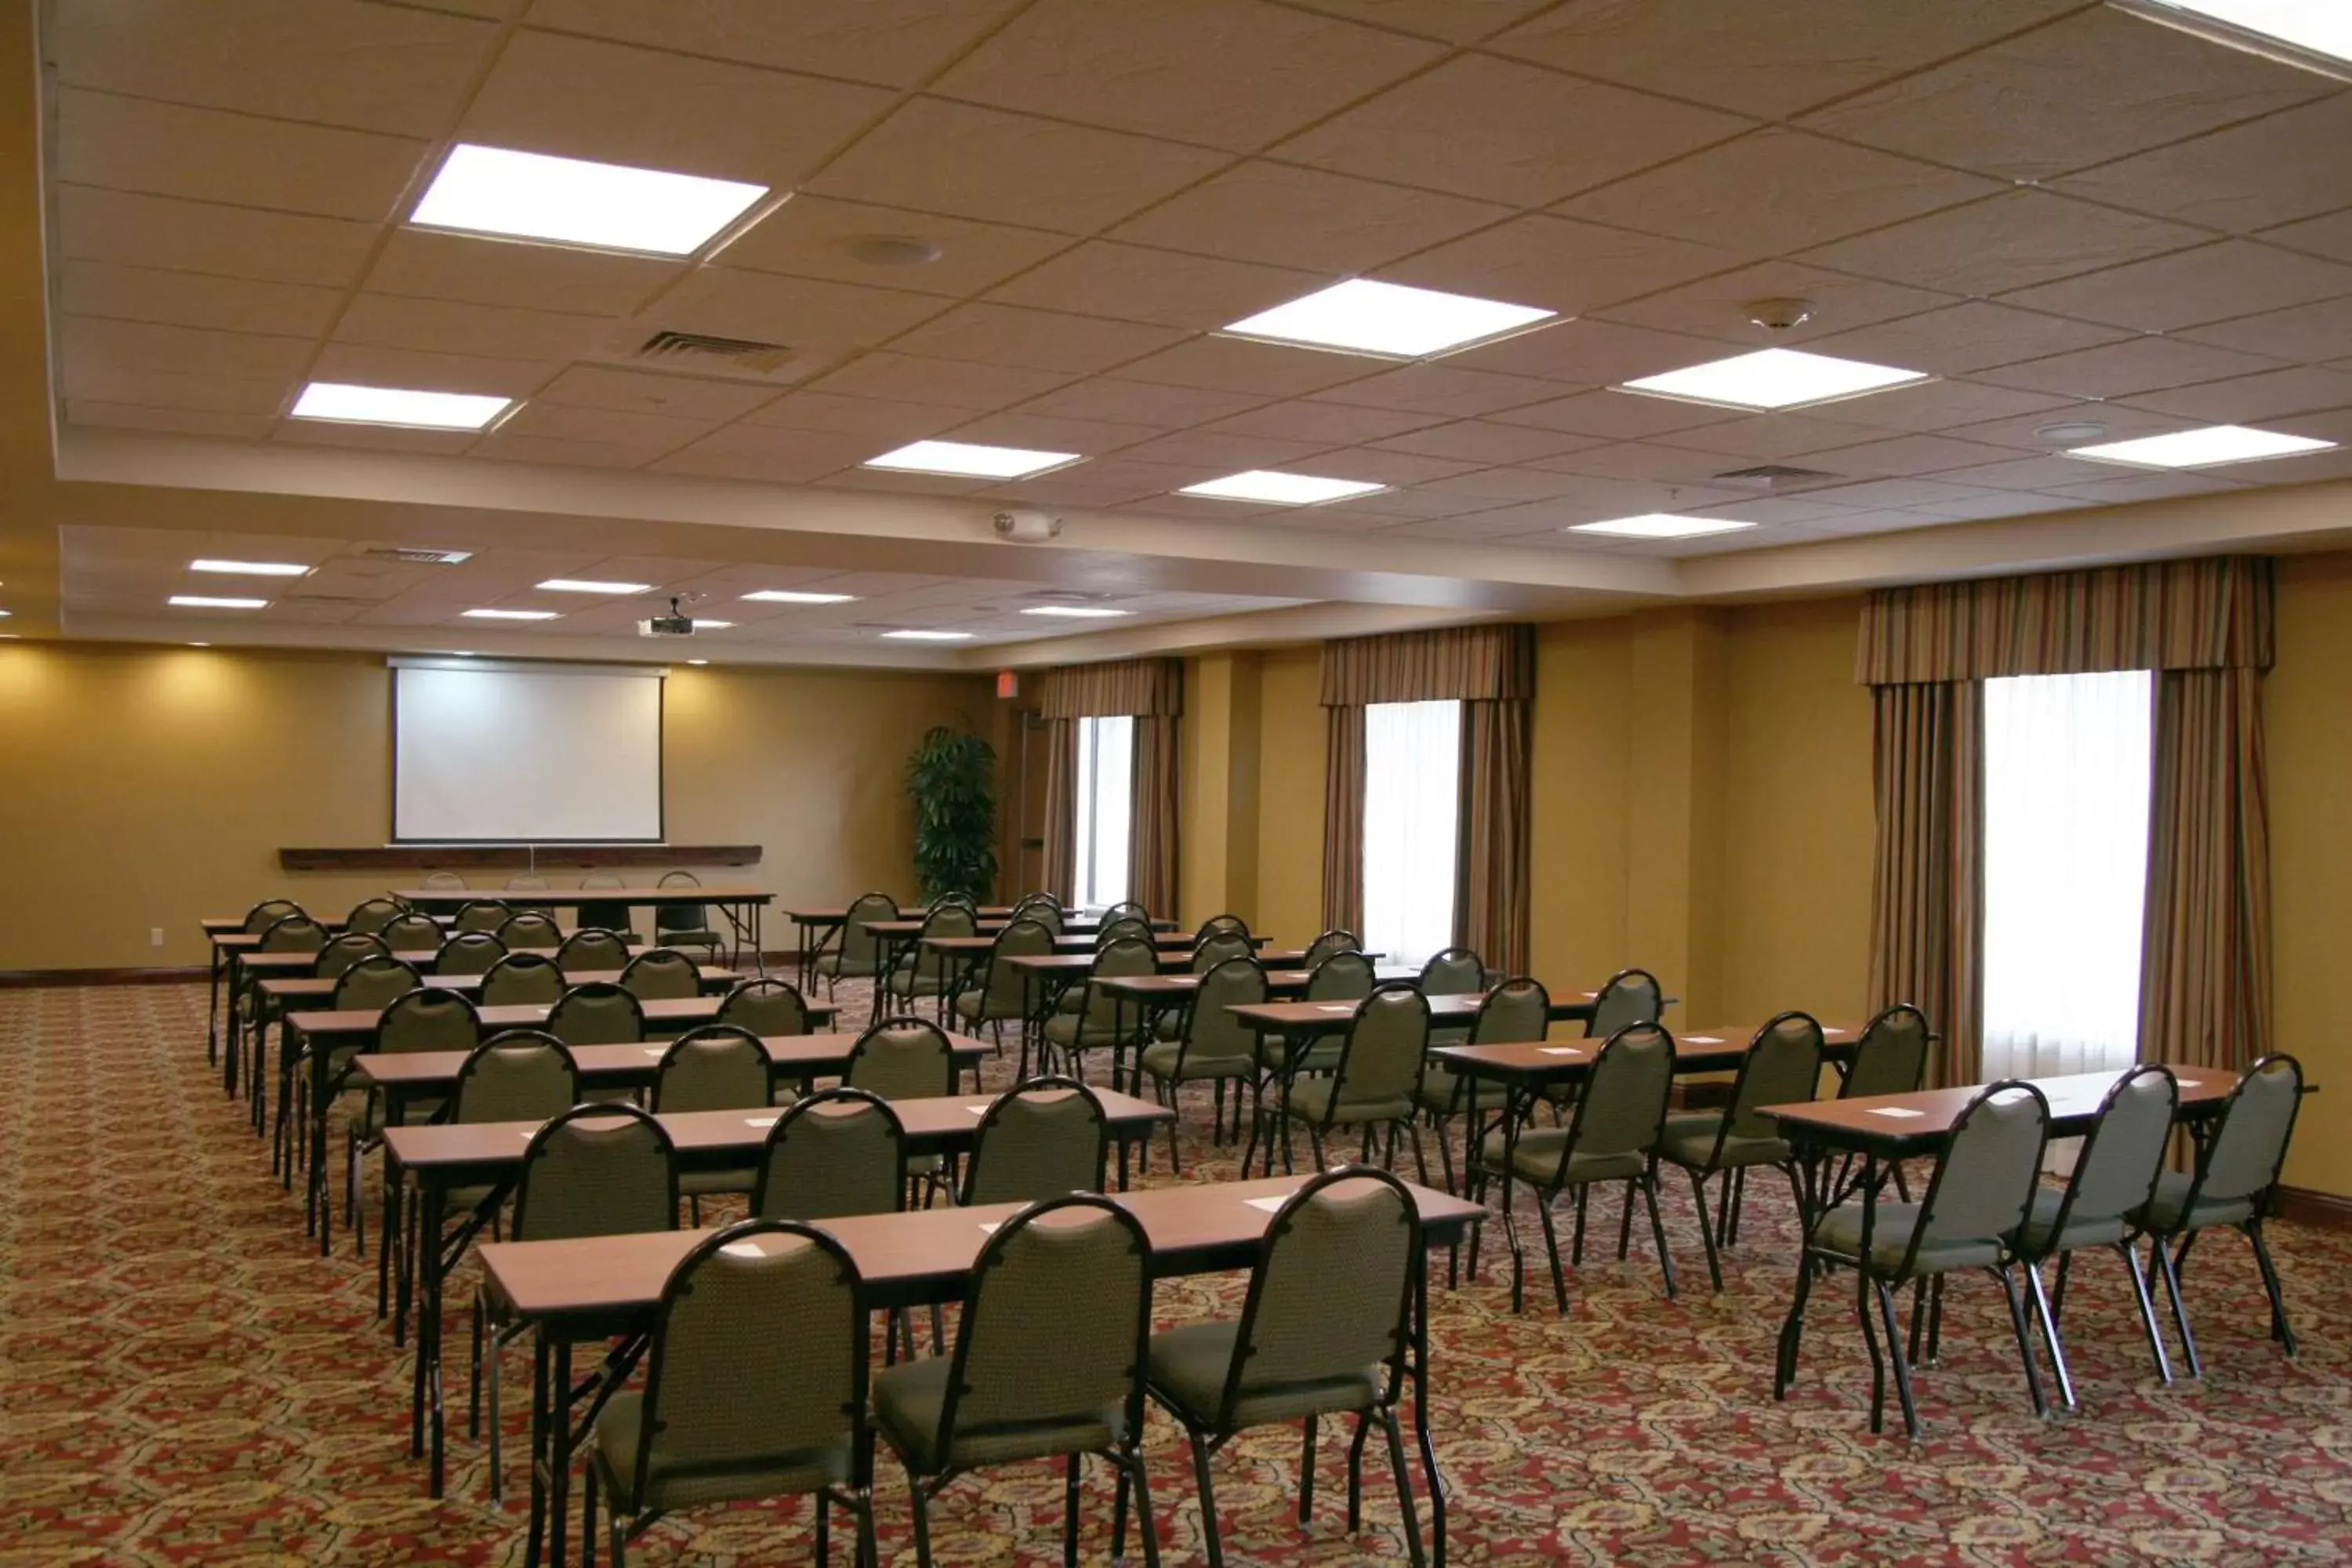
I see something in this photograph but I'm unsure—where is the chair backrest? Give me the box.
[496,911,564,949]
[929,891,979,913]
[421,871,466,891]
[653,1024,771,1112]
[836,891,899,967]
[1092,916,1155,949]
[620,948,702,1001]
[556,927,633,974]
[1079,937,1160,1029]
[434,931,505,976]
[1193,913,1250,942]
[1907,1082,2050,1266]
[1191,931,1256,974]
[332,956,420,1013]
[1216,1167,1417,1430]
[1584,967,1663,1038]
[2184,1053,2304,1209]
[1722,1013,1828,1142]
[452,1030,579,1123]
[1022,901,1065,936]
[314,931,389,978]
[1563,1023,1676,1163]
[1471,977,1551,1044]
[1330,982,1430,1106]
[1305,949,1375,1003]
[963,1076,1109,1207]
[628,1220,866,1510]
[512,1103,678,1242]
[547,982,647,1046]
[1303,929,1360,968]
[1099,900,1149,926]
[242,898,303,934]
[2045,1065,2178,1240]
[378,987,480,1056]
[753,1089,906,1221]
[576,875,633,932]
[506,873,551,893]
[453,898,511,934]
[655,869,711,936]
[931,1194,1151,1463]
[343,897,404,936]
[382,912,445,953]
[717,977,810,1038]
[1013,892,1061,918]
[1417,946,1485,997]
[1843,1004,1935,1098]
[581,872,626,891]
[917,902,979,944]
[481,952,564,1006]
[1182,957,1266,1063]
[845,1016,956,1100]
[978,918,1055,1013]
[259,913,328,954]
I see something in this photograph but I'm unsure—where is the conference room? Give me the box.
[6,1,2352,1563]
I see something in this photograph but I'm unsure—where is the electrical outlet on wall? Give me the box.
[150,927,164,948]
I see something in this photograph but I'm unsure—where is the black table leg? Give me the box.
[527,1330,550,1568]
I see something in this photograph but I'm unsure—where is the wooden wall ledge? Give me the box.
[278,846,760,873]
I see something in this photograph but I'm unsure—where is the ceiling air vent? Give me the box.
[1711,463,1839,491]
[357,546,472,566]
[633,329,796,375]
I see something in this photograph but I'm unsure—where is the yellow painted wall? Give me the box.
[1524,616,1635,993]
[0,641,991,971]
[1250,645,1325,950]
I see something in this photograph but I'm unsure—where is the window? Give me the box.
[1073,713,1133,909]
[1982,670,2154,1083]
[1362,699,1461,967]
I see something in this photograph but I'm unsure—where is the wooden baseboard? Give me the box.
[0,965,209,989]
[2273,1185,2352,1232]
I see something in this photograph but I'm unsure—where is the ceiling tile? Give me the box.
[364,227,686,317]
[1200,401,1443,445]
[808,99,1229,235]
[1491,0,2082,119]
[984,241,1324,330]
[1523,440,1745,483]
[1798,6,2328,182]
[882,302,1187,376]
[1290,485,1475,519]
[716,196,1073,297]
[1946,401,2190,450]
[1930,453,2125,491]
[466,432,659,470]
[1013,376,1270,426]
[1112,336,1389,396]
[1685,495,1871,526]
[2046,470,2252,506]
[2053,95,2352,234]
[1442,317,1730,386]
[791,467,995,499]
[59,261,343,339]
[1300,448,1483,485]
[2122,366,2352,424]
[1802,377,2078,434]
[64,400,278,440]
[1367,419,1600,464]
[1998,241,2352,334]
[1974,336,2287,399]
[1801,301,2136,376]
[535,365,782,422]
[1272,0,1553,43]
[308,342,557,398]
[972,458,1209,506]
[1111,162,1512,274]
[494,401,714,452]
[2179,298,2352,365]
[1555,129,2003,257]
[273,419,476,456]
[60,315,316,380]
[1803,475,2053,514]
[2262,208,2352,267]
[456,30,892,187]
[61,361,295,416]
[745,390,975,440]
[1411,466,1595,503]
[1797,192,2207,299]
[56,87,426,222]
[1796,432,2029,477]
[1109,430,1343,469]
[810,352,1080,411]
[648,270,952,354]
[932,0,1439,152]
[652,424,882,483]
[332,293,614,363]
[941,412,1161,455]
[519,0,1025,86]
[1378,215,1741,317]
[1484,388,1741,440]
[1593,261,1955,346]
[1272,53,1751,208]
[1652,412,1895,460]
[53,187,379,289]
[1309,362,1566,417]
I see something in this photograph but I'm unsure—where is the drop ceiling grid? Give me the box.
[34,0,2352,560]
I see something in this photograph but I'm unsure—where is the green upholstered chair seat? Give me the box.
[2140,1171,2257,1232]
[1658,1110,1792,1171]
[1152,1012,1183,1041]
[1146,1322,1381,1428]
[1284,1079,1412,1127]
[594,1390,851,1513]
[1813,1200,2003,1274]
[677,1166,758,1198]
[887,969,952,999]
[1042,1012,1123,1049]
[953,989,1023,1024]
[2018,1186,2132,1254]
[1479,1127,1645,1188]
[1261,1040,1341,1076]
[1139,1040,1253,1083]
[873,1354,1127,1471]
[813,952,879,978]
[1414,1067,1509,1117]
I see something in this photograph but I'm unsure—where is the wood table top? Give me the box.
[1230,989,1602,1033]
[787,906,1017,924]
[1430,1021,1866,1083]
[1000,951,1302,977]
[864,916,1178,938]
[256,964,740,999]
[391,886,772,909]
[286,993,840,1041]
[1094,967,1416,999]
[237,943,670,975]
[479,1173,1486,1323]
[1762,1065,2245,1155]
[351,1030,986,1093]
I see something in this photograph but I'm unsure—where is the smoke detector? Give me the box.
[2035,419,2111,445]
[1744,296,1817,332]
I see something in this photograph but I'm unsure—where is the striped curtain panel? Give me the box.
[1866,681,1984,1085]
[1321,705,1366,938]
[1035,659,1183,915]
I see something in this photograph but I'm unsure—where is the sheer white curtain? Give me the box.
[1073,713,1133,910]
[1362,699,1461,967]
[1982,670,2154,1083]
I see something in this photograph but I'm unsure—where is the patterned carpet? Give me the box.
[6,978,2352,1566]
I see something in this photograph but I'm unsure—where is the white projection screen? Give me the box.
[392,658,665,843]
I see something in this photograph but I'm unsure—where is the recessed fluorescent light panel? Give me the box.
[462,608,561,621]
[189,559,310,577]
[169,595,268,610]
[1618,347,1929,411]
[412,143,769,256]
[1568,514,1760,540]
[882,629,974,641]
[2110,1,2352,77]
[1020,605,1132,619]
[742,589,859,604]
[1178,470,1387,506]
[535,579,653,594]
[1223,278,1555,359]
[292,382,511,430]
[863,441,1079,479]
[2066,424,2336,467]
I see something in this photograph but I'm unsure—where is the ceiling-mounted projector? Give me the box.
[638,595,695,637]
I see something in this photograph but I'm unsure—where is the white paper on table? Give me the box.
[1866,1107,1927,1119]
[720,1240,768,1258]
[1316,1004,1355,1013]
[1243,1196,1289,1214]
[1683,1035,1725,1044]
[1539,1046,1581,1057]
[642,1047,666,1057]
[1822,1028,1849,1036]
[975,1221,1002,1235]
[744,1116,778,1128]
